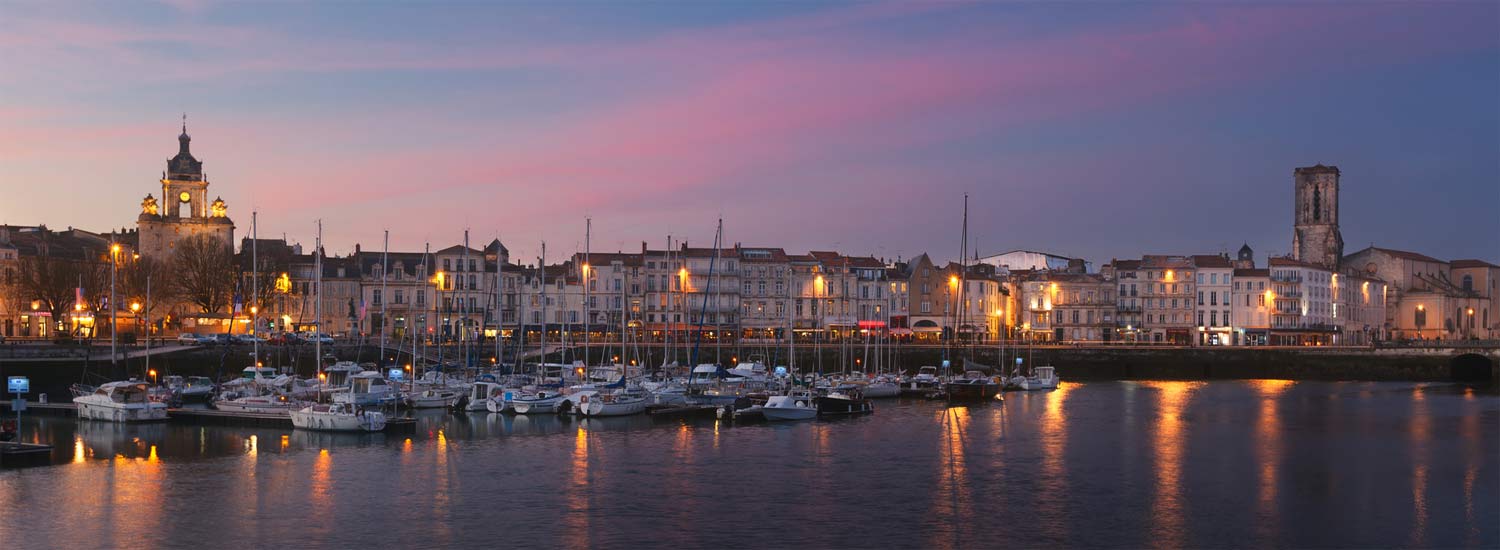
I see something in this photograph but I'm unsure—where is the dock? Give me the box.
[646,404,718,419]
[168,407,293,428]
[0,442,55,468]
[3,400,77,417]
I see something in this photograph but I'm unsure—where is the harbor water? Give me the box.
[2,380,1495,548]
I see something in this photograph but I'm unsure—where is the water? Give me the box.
[2,381,1495,548]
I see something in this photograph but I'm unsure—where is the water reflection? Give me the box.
[1410,384,1430,547]
[930,406,971,548]
[1038,383,1073,542]
[1252,380,1293,540]
[565,427,591,548]
[1142,381,1202,547]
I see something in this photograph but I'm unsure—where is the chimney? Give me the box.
[642,241,647,254]
[355,243,361,255]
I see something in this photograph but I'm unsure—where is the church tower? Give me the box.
[1291,164,1343,269]
[137,117,235,258]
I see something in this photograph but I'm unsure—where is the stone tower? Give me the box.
[137,118,235,258]
[1291,164,1343,269]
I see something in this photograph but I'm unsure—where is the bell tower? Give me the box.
[137,116,234,258]
[1291,164,1343,269]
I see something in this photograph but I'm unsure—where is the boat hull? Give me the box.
[945,381,1000,401]
[289,409,386,432]
[815,396,874,416]
[762,406,817,421]
[74,400,168,423]
[581,398,647,417]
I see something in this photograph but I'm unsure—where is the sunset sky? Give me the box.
[3,1,1496,265]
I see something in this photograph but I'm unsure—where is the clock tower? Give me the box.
[137,118,235,258]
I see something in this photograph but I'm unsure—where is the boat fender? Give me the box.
[579,394,589,405]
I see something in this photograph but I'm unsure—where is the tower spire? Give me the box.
[181,112,187,135]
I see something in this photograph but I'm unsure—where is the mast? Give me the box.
[662,235,671,369]
[539,241,547,372]
[252,211,259,368]
[314,219,323,380]
[463,230,471,372]
[380,229,389,368]
[424,242,432,378]
[501,232,513,370]
[144,273,151,380]
[959,193,970,362]
[584,219,591,368]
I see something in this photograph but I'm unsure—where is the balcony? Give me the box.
[1271,273,1302,283]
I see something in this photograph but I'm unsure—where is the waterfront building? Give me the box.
[893,254,951,342]
[736,247,790,342]
[1136,255,1197,344]
[1343,247,1493,340]
[1192,254,1235,346]
[1336,271,1388,345]
[1104,259,1144,343]
[1019,271,1113,343]
[1230,268,1271,345]
[137,123,234,260]
[1267,257,1338,345]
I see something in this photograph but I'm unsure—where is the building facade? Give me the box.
[137,125,234,260]
[1291,164,1343,270]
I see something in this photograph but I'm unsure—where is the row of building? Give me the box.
[0,128,1493,346]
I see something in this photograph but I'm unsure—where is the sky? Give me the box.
[2,1,1497,266]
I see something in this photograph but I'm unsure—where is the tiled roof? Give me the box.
[1350,246,1446,264]
[1450,259,1499,269]
[1268,257,1328,269]
[1233,268,1269,277]
[1190,255,1233,268]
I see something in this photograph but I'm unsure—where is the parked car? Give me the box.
[177,333,203,344]
[236,335,266,344]
[301,332,335,344]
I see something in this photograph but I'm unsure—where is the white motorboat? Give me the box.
[240,366,279,381]
[321,361,365,395]
[166,375,216,402]
[213,393,306,416]
[332,371,399,407]
[761,390,817,421]
[406,388,463,409]
[649,382,690,406]
[687,364,723,388]
[1012,366,1060,391]
[911,366,940,388]
[510,390,569,414]
[270,375,323,401]
[467,381,505,412]
[861,376,901,398]
[73,381,169,422]
[290,403,387,432]
[578,388,648,417]
[726,361,770,382]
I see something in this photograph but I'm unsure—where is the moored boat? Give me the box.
[289,403,386,432]
[74,381,169,422]
[762,390,817,421]
[945,370,1001,401]
[815,385,873,416]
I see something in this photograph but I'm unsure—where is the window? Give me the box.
[372,290,382,306]
[1463,275,1474,291]
[417,290,425,306]
[394,290,404,304]
[920,301,931,314]
[443,259,451,271]
[1415,307,1426,327]
[1197,291,1204,306]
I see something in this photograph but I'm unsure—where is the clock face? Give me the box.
[179,191,191,203]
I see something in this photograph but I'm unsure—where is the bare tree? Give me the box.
[15,253,89,337]
[120,255,176,333]
[172,234,237,314]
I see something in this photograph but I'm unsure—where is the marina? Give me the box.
[0,380,1493,547]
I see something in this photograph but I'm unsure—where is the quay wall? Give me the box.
[2,343,1495,399]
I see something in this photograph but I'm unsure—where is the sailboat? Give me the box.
[763,286,817,421]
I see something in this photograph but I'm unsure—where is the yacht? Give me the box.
[945,370,1001,401]
[910,366,941,389]
[289,403,387,432]
[166,375,216,402]
[406,387,463,409]
[213,393,307,415]
[1012,365,1060,391]
[578,387,649,417]
[510,390,570,414]
[861,375,902,398]
[74,381,169,422]
[467,380,505,412]
[321,361,365,395]
[726,360,769,382]
[761,389,817,421]
[815,385,873,416]
[332,371,399,407]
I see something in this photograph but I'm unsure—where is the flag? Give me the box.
[233,292,243,314]
[358,299,368,321]
[75,287,83,309]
